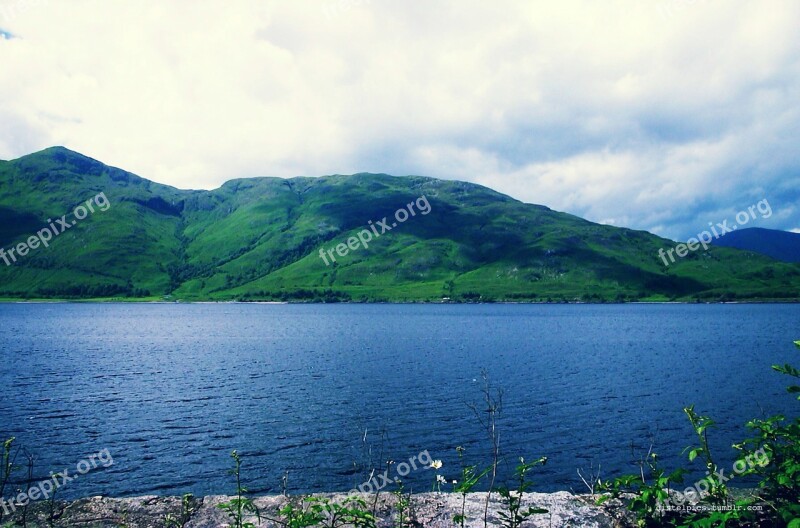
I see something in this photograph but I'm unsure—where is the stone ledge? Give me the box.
[0,491,636,527]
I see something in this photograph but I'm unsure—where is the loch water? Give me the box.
[0,303,798,498]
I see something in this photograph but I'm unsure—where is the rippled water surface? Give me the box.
[0,303,798,498]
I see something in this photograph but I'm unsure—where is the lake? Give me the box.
[0,303,798,499]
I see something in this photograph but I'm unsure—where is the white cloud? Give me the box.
[0,0,798,239]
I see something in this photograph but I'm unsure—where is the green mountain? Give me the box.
[712,227,800,263]
[0,147,798,302]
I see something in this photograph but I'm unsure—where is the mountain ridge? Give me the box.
[0,147,798,302]
[711,227,800,263]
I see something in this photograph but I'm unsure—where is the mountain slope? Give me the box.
[0,147,798,302]
[711,227,800,263]
[0,147,187,297]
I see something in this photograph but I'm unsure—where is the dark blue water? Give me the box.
[0,303,798,499]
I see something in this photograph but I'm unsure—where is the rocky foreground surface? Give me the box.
[2,491,636,527]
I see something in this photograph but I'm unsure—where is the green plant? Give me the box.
[46,472,65,528]
[392,479,411,528]
[217,451,260,528]
[0,438,16,501]
[452,446,491,528]
[730,340,800,527]
[598,448,685,527]
[577,462,602,497]
[278,499,322,528]
[277,497,376,528]
[371,460,392,517]
[467,370,502,528]
[164,493,196,527]
[683,406,729,504]
[0,438,19,525]
[20,451,33,528]
[678,406,755,527]
[308,497,377,528]
[496,456,548,528]
[600,339,800,528]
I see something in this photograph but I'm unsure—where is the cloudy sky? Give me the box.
[1,0,798,240]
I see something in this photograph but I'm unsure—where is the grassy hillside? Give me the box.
[0,147,798,302]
